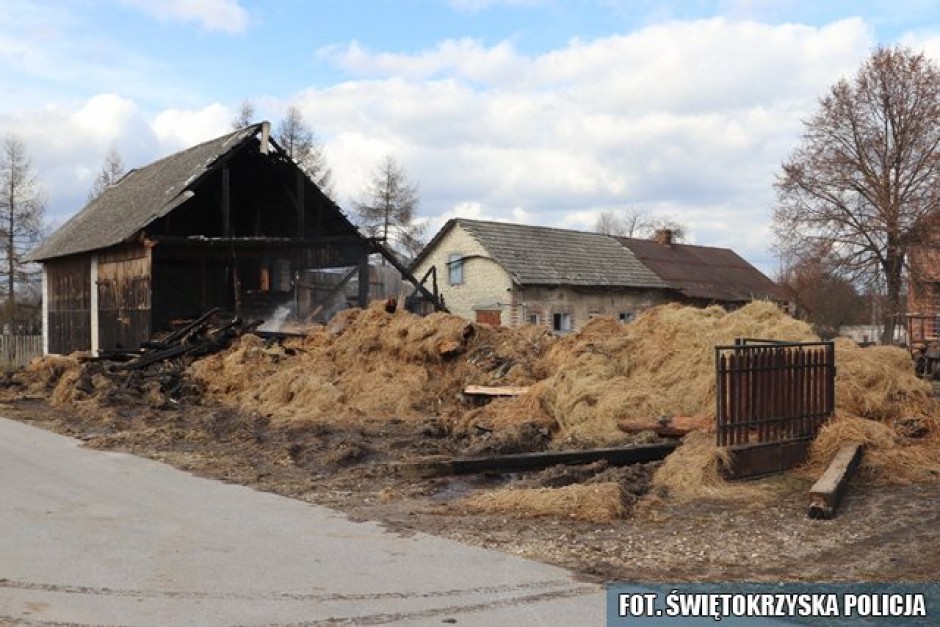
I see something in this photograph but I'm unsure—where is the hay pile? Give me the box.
[4,355,83,402]
[12,298,938,500]
[803,415,939,485]
[456,482,626,522]
[190,301,555,426]
[505,301,817,445]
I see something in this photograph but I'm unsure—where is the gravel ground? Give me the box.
[4,399,938,584]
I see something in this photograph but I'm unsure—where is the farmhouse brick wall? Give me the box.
[412,224,513,323]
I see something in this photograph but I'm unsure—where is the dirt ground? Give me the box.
[3,397,937,584]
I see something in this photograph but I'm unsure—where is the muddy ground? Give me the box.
[4,398,937,584]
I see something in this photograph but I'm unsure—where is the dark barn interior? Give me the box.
[29,123,442,355]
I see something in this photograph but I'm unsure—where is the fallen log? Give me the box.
[390,442,679,479]
[618,415,711,438]
[463,385,530,397]
[808,443,864,520]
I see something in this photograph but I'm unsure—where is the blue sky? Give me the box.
[3,0,940,273]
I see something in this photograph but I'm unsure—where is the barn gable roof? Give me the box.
[27,124,265,262]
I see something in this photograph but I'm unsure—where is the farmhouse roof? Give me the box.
[617,236,787,303]
[26,124,265,262]
[415,218,668,288]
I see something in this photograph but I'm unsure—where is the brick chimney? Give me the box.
[655,228,674,246]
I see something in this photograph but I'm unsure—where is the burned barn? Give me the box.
[27,123,440,355]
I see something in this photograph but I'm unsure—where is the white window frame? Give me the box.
[553,312,572,333]
[448,253,463,285]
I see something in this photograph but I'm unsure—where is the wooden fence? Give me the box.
[0,335,43,371]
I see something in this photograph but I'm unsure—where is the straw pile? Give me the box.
[189,301,555,426]
[456,482,626,522]
[510,301,817,445]
[803,415,940,485]
[5,355,83,402]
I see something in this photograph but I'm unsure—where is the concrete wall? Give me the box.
[510,285,671,333]
[414,223,672,331]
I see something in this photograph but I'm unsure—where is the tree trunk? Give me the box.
[882,252,904,344]
[6,178,13,327]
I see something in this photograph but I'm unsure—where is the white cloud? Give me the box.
[0,93,159,226]
[302,17,875,261]
[8,16,905,274]
[152,104,232,152]
[121,0,249,34]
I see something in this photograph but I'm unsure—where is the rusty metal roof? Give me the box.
[617,237,787,303]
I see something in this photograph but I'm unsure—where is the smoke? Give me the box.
[258,304,293,332]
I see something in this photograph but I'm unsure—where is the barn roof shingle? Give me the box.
[26,124,263,262]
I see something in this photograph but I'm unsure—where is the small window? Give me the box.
[527,312,541,325]
[553,313,572,332]
[448,253,463,285]
[619,312,634,323]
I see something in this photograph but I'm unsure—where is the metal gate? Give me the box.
[716,339,836,448]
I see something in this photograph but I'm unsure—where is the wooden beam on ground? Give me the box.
[463,385,530,397]
[807,444,864,520]
[720,439,811,480]
[391,442,679,479]
[618,415,711,438]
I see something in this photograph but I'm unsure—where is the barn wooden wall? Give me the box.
[97,244,152,351]
[46,255,91,354]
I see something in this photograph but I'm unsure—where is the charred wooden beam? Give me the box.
[370,238,448,312]
[296,172,305,237]
[808,444,864,520]
[720,439,811,480]
[390,442,678,479]
[222,166,231,237]
[161,308,220,345]
[357,257,369,308]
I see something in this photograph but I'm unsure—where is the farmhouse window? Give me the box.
[527,312,541,325]
[619,312,634,323]
[448,253,463,285]
[553,313,572,332]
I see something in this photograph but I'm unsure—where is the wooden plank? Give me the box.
[720,439,811,480]
[391,442,679,479]
[463,385,530,397]
[618,415,711,438]
[808,444,864,520]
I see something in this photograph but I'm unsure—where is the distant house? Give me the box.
[27,123,440,356]
[411,218,787,331]
[904,234,940,344]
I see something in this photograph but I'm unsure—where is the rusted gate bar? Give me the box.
[715,339,835,478]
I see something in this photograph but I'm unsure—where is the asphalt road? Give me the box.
[0,417,605,626]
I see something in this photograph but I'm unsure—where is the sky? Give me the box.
[2,1,940,274]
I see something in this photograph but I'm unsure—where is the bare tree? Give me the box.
[231,99,256,130]
[276,105,335,198]
[774,46,940,343]
[88,147,125,201]
[0,134,45,327]
[353,155,426,260]
[594,208,687,241]
[776,244,867,338]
